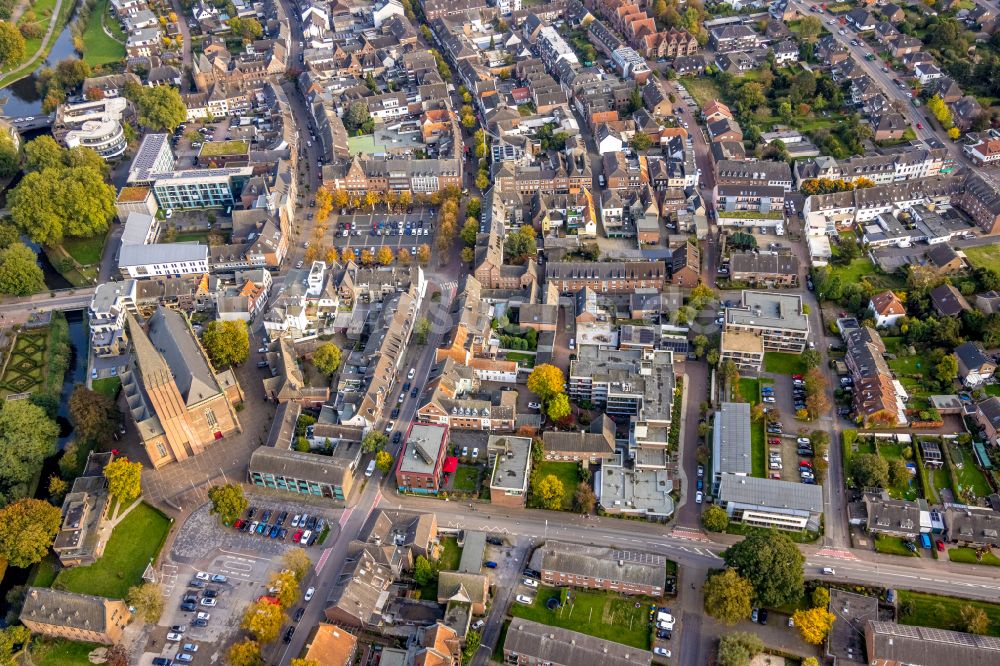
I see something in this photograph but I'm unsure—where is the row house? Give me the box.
[640,28,698,59]
[715,184,786,215]
[416,359,517,431]
[716,159,793,191]
[709,25,760,53]
[544,261,668,294]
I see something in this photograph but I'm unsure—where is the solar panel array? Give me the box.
[612,550,666,566]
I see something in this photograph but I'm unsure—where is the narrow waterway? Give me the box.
[0,4,80,118]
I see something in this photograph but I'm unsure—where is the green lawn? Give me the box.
[874,534,917,557]
[532,462,580,510]
[986,385,1000,397]
[738,378,759,405]
[437,536,462,571]
[508,584,653,650]
[61,234,106,266]
[737,378,765,477]
[878,443,920,500]
[29,555,59,588]
[829,257,878,283]
[452,464,480,494]
[953,445,992,497]
[964,245,1000,273]
[764,352,806,376]
[679,77,723,109]
[80,0,125,66]
[898,591,1000,636]
[91,376,121,399]
[948,547,1000,567]
[30,638,102,666]
[53,503,171,599]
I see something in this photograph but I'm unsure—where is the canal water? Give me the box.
[0,5,80,118]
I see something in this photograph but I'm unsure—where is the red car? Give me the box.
[792,374,803,381]
[234,519,244,530]
[293,530,304,543]
[916,122,923,129]
[936,540,945,552]
[800,460,813,468]
[769,438,782,445]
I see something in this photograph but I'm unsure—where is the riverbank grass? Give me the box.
[81,0,125,66]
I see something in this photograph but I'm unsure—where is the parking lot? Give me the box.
[150,496,340,665]
[761,378,817,486]
[325,210,435,249]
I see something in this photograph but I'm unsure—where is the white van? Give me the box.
[365,460,376,477]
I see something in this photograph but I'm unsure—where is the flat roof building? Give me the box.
[504,618,652,666]
[717,472,824,531]
[528,540,667,596]
[487,435,532,508]
[724,290,810,353]
[395,423,449,495]
[712,403,752,490]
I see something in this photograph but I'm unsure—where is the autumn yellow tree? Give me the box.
[304,246,319,263]
[398,190,413,209]
[416,244,431,264]
[242,601,285,644]
[228,639,263,666]
[360,249,374,265]
[268,570,300,609]
[332,189,349,209]
[315,187,333,221]
[793,607,836,645]
[365,191,379,210]
[527,364,566,402]
[325,246,339,264]
[376,246,393,265]
[397,248,411,264]
[104,457,143,504]
[290,660,320,666]
[340,247,356,265]
[282,549,312,583]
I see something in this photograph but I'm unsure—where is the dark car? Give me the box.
[391,407,400,418]
[182,595,197,604]
[191,619,208,628]
[261,510,272,523]
[283,626,296,643]
[294,607,305,622]
[485,561,498,569]
[279,528,288,540]
[306,516,318,530]
[277,511,288,525]
[203,589,218,598]
[269,524,281,538]
[656,630,672,639]
[189,580,205,588]
[306,532,318,547]
[411,388,418,398]
[152,659,172,666]
[696,478,703,491]
[758,609,768,625]
[247,506,256,518]
[392,432,402,444]
[486,536,503,546]
[403,382,411,391]
[180,602,197,612]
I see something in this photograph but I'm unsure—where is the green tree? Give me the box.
[227,640,263,666]
[532,474,565,510]
[801,349,821,369]
[935,354,958,384]
[0,499,61,567]
[242,601,285,643]
[414,555,435,586]
[23,136,64,172]
[461,218,478,246]
[47,475,68,502]
[702,504,729,532]
[0,400,58,506]
[717,632,764,666]
[0,243,44,296]
[692,334,709,358]
[127,582,164,623]
[504,225,537,260]
[0,21,24,67]
[527,364,566,402]
[724,530,804,608]
[62,393,104,448]
[202,320,250,367]
[704,569,754,625]
[462,630,481,665]
[0,626,29,666]
[850,452,889,488]
[461,247,475,264]
[887,457,909,487]
[9,166,115,245]
[0,132,18,179]
[135,86,187,131]
[375,450,394,474]
[797,15,822,43]
[475,171,490,191]
[208,484,248,525]
[630,132,653,151]
[229,16,263,41]
[312,342,343,376]
[363,431,388,453]
[414,317,431,345]
[103,457,143,504]
[812,586,830,609]
[344,101,372,134]
[546,393,571,421]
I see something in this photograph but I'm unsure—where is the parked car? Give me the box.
[485,561,498,568]
[516,595,534,604]
[695,491,703,504]
[697,465,704,478]
[175,654,193,664]
[294,607,305,621]
[180,602,196,612]
[758,609,768,625]
[653,647,671,657]
[195,572,210,581]
[523,578,539,588]
[167,632,183,642]
[305,587,315,601]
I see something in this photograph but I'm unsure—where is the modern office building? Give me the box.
[151,167,253,210]
[54,97,129,159]
[248,443,362,501]
[711,402,752,491]
[717,473,824,531]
